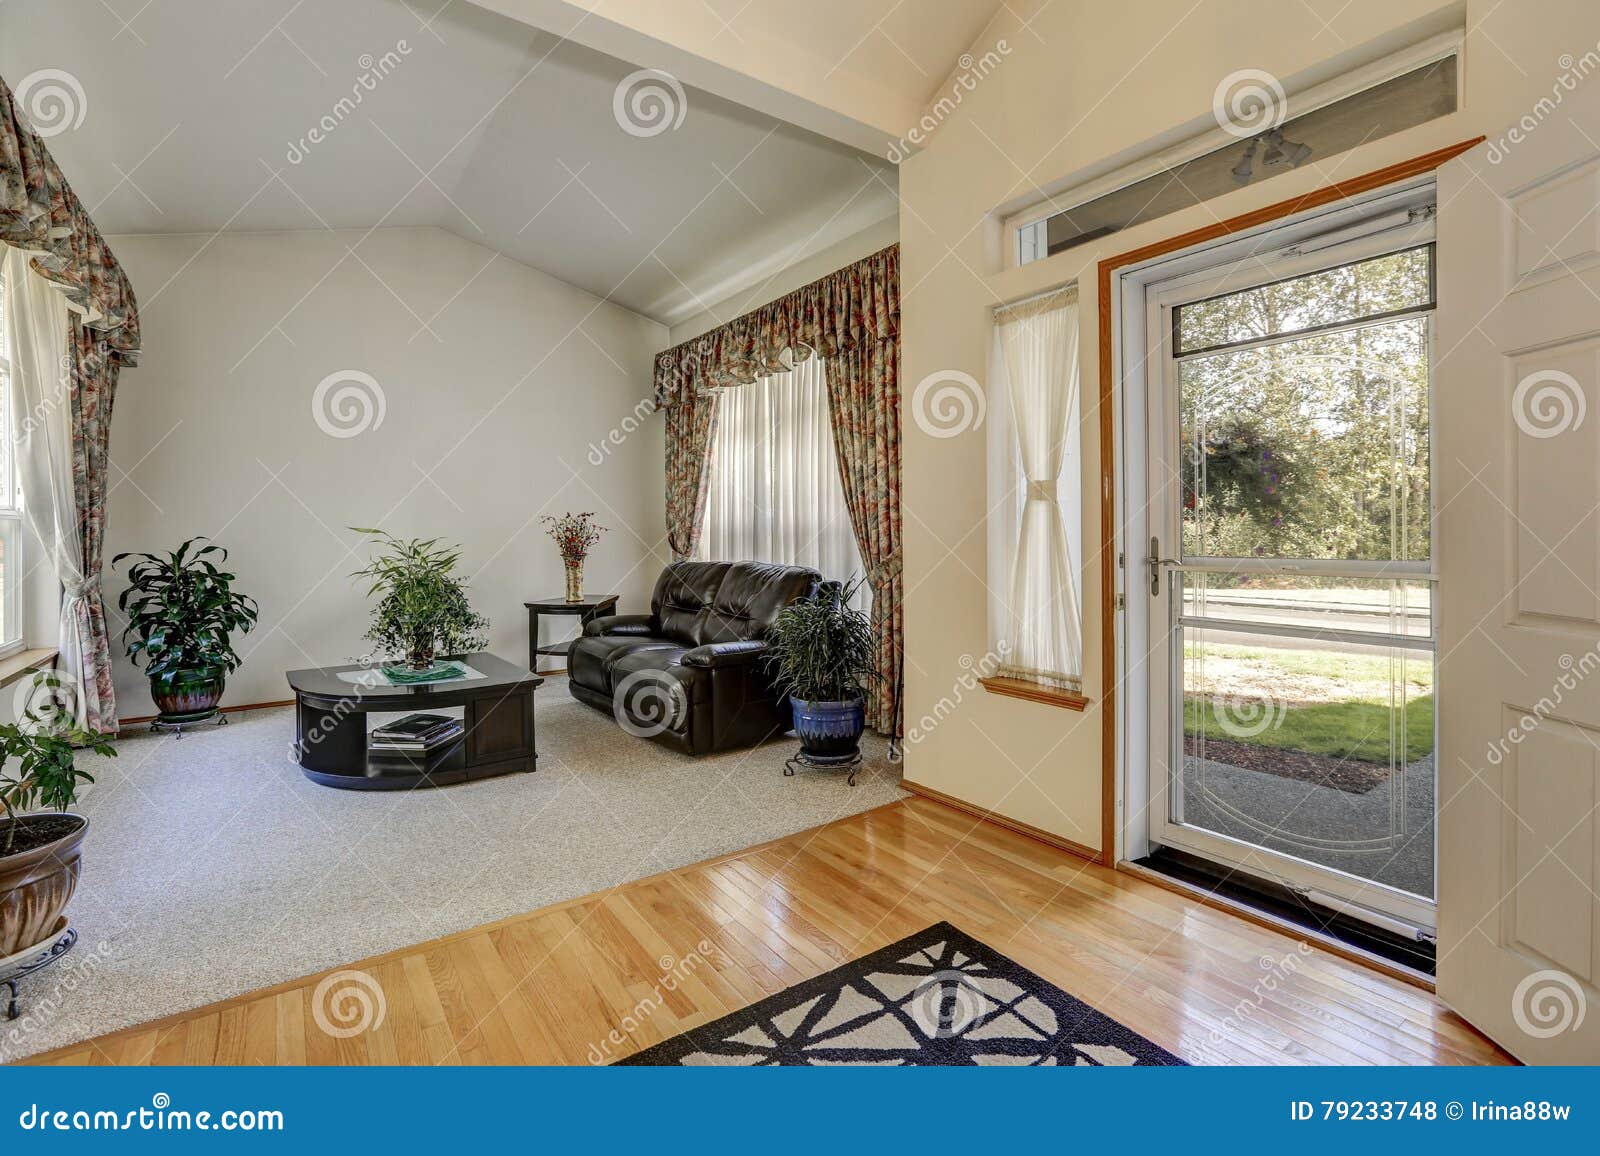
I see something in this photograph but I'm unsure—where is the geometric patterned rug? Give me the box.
[616,922,1187,1066]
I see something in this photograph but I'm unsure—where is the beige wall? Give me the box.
[668,216,900,346]
[896,0,1589,852]
[106,226,668,719]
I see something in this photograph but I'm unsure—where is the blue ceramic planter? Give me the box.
[790,694,866,763]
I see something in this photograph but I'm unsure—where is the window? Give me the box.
[1014,38,1459,265]
[986,287,1084,693]
[0,267,23,654]
[699,356,866,602]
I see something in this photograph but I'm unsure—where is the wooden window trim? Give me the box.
[978,676,1088,711]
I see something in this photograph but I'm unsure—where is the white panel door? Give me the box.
[1435,74,1600,1061]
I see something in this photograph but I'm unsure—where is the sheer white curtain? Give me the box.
[987,287,1083,690]
[2,248,99,722]
[700,355,866,599]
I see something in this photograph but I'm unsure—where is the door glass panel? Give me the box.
[1175,245,1432,354]
[1160,234,1437,915]
[1180,316,1430,561]
[1182,573,1432,639]
[1178,627,1434,899]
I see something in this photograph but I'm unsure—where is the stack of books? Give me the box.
[369,713,463,761]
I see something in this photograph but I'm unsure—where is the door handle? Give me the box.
[1146,536,1180,596]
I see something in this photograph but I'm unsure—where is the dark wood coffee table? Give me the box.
[285,652,543,790]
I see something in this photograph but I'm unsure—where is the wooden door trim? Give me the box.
[1094,137,1484,867]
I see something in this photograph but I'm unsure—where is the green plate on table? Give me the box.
[380,661,466,684]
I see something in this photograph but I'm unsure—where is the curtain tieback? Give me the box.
[63,575,101,600]
[867,553,903,588]
[1025,480,1057,502]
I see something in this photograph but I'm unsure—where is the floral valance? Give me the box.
[654,243,897,408]
[0,73,140,365]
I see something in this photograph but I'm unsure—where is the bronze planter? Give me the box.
[149,665,226,722]
[0,814,87,958]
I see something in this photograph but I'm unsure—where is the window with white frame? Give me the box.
[699,355,867,604]
[0,267,25,654]
[986,286,1083,691]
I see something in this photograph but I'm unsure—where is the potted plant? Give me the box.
[114,537,259,727]
[353,529,488,671]
[764,577,877,764]
[0,683,115,958]
[541,512,606,603]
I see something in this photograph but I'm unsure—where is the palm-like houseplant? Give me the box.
[352,529,488,671]
[764,577,877,763]
[0,677,115,956]
[114,538,259,726]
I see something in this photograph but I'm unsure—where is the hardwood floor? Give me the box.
[22,797,1510,1065]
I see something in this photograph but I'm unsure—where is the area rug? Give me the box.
[1,695,904,1063]
[618,922,1186,1066]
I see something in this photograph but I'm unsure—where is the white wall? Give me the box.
[105,226,668,719]
[668,216,900,346]
[896,0,1591,852]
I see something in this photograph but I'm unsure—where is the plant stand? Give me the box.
[783,749,864,787]
[149,712,228,739]
[0,922,78,1021]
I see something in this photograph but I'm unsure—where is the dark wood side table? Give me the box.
[525,594,619,672]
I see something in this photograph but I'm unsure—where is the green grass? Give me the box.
[1184,693,1434,764]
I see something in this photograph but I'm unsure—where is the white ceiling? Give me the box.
[0,0,938,325]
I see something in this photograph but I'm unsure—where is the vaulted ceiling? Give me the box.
[1,0,1004,324]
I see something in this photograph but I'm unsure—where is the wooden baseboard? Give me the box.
[900,779,1100,863]
[117,699,295,729]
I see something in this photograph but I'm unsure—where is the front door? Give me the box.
[1145,193,1440,932]
[1433,74,1600,1061]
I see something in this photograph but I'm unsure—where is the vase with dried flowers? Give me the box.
[543,512,606,603]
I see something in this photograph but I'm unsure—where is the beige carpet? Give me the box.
[1,689,904,1062]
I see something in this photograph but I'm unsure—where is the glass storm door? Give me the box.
[1145,208,1438,931]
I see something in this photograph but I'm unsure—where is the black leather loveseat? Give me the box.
[568,560,820,755]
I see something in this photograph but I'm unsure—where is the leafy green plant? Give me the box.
[0,675,116,853]
[352,529,488,667]
[763,577,877,703]
[114,538,259,676]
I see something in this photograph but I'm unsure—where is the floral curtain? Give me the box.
[825,336,902,735]
[653,245,902,735]
[664,385,719,561]
[2,73,140,733]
